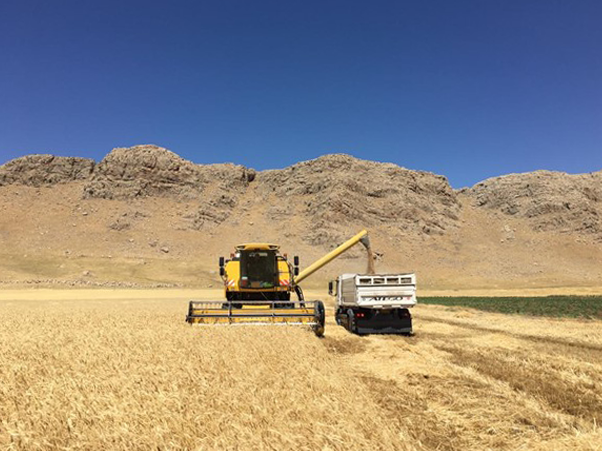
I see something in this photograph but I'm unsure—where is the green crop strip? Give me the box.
[418,296,602,319]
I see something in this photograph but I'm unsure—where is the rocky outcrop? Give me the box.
[257,154,460,244]
[0,155,95,187]
[83,145,256,227]
[83,145,254,200]
[466,170,602,239]
[9,145,600,243]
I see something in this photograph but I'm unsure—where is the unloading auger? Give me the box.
[186,230,371,337]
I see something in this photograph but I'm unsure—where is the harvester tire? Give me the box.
[312,300,325,337]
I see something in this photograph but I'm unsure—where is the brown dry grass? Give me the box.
[2,290,602,450]
[2,183,602,292]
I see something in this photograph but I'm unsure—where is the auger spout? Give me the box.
[294,230,369,285]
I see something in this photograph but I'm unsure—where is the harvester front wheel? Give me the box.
[312,300,325,337]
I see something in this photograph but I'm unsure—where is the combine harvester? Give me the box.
[330,273,417,335]
[186,230,371,337]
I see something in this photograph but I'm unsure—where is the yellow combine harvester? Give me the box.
[186,230,371,336]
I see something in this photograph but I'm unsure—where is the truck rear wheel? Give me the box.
[347,309,357,334]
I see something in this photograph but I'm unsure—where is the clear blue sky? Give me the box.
[1,0,600,187]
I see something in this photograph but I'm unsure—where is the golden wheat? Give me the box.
[1,290,602,450]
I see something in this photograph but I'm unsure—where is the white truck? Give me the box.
[329,273,417,335]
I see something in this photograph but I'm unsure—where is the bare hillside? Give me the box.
[0,154,95,186]
[466,170,602,240]
[256,154,460,245]
[83,145,255,229]
[0,145,601,291]
[84,145,253,200]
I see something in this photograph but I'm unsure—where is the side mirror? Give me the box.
[219,257,225,277]
[328,281,334,296]
[294,256,299,266]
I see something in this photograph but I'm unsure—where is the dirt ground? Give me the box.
[2,288,602,450]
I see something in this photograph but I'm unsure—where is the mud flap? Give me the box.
[356,309,412,335]
[336,308,412,335]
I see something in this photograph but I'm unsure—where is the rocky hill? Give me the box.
[256,154,460,244]
[0,145,600,291]
[466,170,602,240]
[0,145,461,241]
[83,145,254,200]
[82,145,255,229]
[0,155,95,186]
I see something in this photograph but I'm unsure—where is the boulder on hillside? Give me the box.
[0,155,95,187]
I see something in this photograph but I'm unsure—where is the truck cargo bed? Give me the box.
[337,273,416,309]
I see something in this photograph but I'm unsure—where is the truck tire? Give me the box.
[335,307,343,326]
[347,309,357,334]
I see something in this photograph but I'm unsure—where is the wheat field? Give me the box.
[1,289,602,450]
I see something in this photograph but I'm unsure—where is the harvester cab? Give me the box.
[186,230,371,337]
[220,243,297,301]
